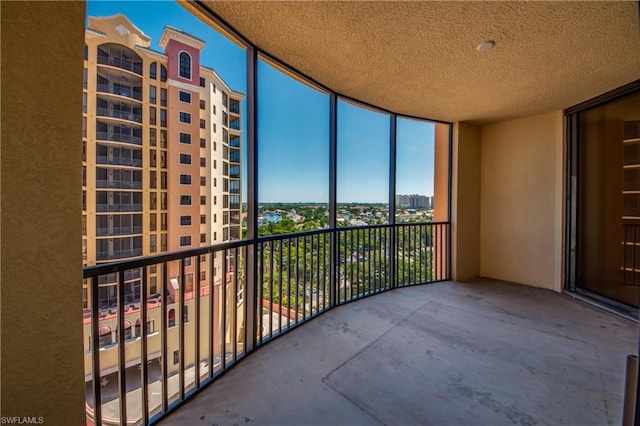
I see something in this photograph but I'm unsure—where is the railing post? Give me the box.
[389,114,397,289]
[329,93,338,306]
[90,277,102,426]
[244,45,258,352]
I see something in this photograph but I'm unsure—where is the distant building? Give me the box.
[396,194,431,209]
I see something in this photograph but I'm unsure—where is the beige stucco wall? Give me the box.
[479,111,564,291]
[1,1,86,423]
[451,122,481,282]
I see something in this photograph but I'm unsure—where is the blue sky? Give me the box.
[86,1,436,203]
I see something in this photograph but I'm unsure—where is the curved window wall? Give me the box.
[82,2,451,426]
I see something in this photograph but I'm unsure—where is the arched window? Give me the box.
[98,325,112,347]
[168,308,176,327]
[150,62,157,80]
[135,317,155,335]
[124,320,132,340]
[84,44,88,61]
[179,51,191,80]
[160,64,167,82]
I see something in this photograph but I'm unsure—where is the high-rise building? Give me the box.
[83,14,242,308]
[81,14,243,399]
[396,194,431,209]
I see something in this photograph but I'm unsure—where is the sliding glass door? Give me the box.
[567,84,640,310]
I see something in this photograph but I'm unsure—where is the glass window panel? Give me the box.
[257,59,329,235]
[395,118,435,222]
[337,100,390,226]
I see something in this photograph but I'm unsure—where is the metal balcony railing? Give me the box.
[96,180,143,190]
[96,226,143,237]
[83,222,450,426]
[95,204,143,213]
[96,107,143,123]
[97,56,143,75]
[97,83,143,102]
[96,156,143,168]
[96,132,143,145]
[95,248,143,261]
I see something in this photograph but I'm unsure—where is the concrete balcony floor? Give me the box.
[160,280,637,426]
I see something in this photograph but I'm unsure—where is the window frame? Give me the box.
[178,50,192,80]
[179,153,192,165]
[179,111,192,124]
[179,91,191,104]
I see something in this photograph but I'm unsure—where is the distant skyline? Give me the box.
[86,1,436,204]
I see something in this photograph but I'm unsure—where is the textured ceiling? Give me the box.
[200,1,640,124]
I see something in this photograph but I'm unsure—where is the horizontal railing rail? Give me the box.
[97,83,144,101]
[96,226,143,237]
[96,107,143,123]
[96,204,143,213]
[96,156,143,168]
[97,56,143,75]
[83,222,449,426]
[96,131,143,145]
[96,180,143,190]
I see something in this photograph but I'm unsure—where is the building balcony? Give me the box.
[96,226,143,237]
[97,55,143,76]
[162,280,635,426]
[96,107,143,124]
[228,100,240,114]
[96,203,143,213]
[96,180,143,190]
[95,248,143,261]
[97,83,143,102]
[83,223,450,424]
[96,131,142,146]
[5,3,640,426]
[96,155,143,168]
[228,152,240,164]
[80,223,637,426]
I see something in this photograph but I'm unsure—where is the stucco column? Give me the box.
[451,122,481,282]
[1,1,87,423]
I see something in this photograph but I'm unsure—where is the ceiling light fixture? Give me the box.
[476,40,495,52]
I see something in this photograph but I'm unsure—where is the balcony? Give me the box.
[97,83,143,102]
[96,204,143,213]
[83,223,451,424]
[96,248,143,261]
[96,156,143,168]
[81,222,638,426]
[96,180,143,190]
[98,43,142,75]
[229,137,240,148]
[228,100,240,114]
[229,118,240,131]
[96,107,143,124]
[97,54,143,76]
[96,226,143,237]
[96,131,142,145]
[159,279,635,426]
